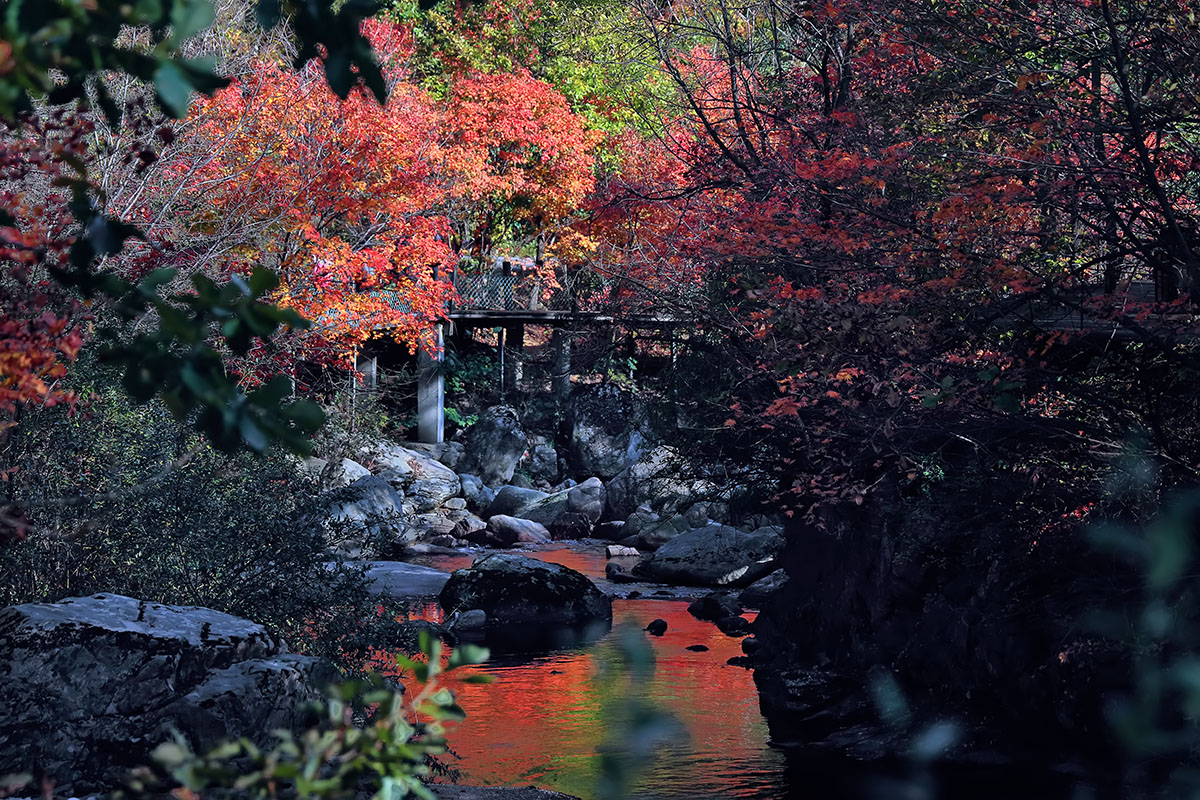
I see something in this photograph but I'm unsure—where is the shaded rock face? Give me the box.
[524,439,560,486]
[316,474,412,556]
[461,406,528,486]
[0,595,337,794]
[749,497,1137,764]
[605,446,724,521]
[439,554,612,647]
[567,384,655,480]
[738,569,789,608]
[636,524,784,587]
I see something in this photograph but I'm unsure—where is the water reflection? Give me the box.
[427,598,784,799]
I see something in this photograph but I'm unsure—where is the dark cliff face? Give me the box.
[749,486,1136,768]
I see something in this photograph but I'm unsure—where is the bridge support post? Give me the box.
[551,327,571,407]
[417,324,445,444]
[503,324,524,395]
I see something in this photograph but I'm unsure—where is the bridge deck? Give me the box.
[446,308,686,327]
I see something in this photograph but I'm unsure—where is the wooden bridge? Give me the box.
[369,262,687,443]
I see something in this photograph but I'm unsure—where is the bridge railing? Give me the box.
[452,271,545,311]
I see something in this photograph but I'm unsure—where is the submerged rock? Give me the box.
[645,618,668,636]
[688,592,744,622]
[0,594,336,794]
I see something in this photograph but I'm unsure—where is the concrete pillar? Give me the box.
[357,353,378,391]
[417,325,445,444]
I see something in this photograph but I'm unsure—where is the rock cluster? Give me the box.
[0,594,337,794]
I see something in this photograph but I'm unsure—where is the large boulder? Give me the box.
[605,446,728,521]
[321,457,371,490]
[0,594,337,794]
[404,441,466,471]
[439,554,612,636]
[361,441,461,512]
[460,406,528,486]
[459,474,496,514]
[474,515,552,547]
[567,384,656,480]
[635,524,785,587]
[523,437,560,486]
[738,568,790,608]
[315,474,412,556]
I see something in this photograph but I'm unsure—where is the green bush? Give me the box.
[0,363,374,660]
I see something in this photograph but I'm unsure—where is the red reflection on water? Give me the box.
[372,548,779,797]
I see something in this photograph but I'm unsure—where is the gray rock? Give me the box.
[738,568,790,608]
[510,477,606,538]
[450,511,487,539]
[316,474,411,556]
[354,560,452,598]
[624,506,661,537]
[459,473,496,514]
[407,511,459,541]
[605,561,639,583]
[322,457,371,490]
[606,545,640,558]
[460,406,528,486]
[635,513,691,551]
[444,497,468,511]
[567,383,654,479]
[439,554,612,633]
[359,442,461,512]
[0,595,336,794]
[297,456,328,482]
[446,609,487,631]
[635,524,785,587]
[483,515,551,546]
[484,485,549,519]
[525,440,560,486]
[605,445,725,520]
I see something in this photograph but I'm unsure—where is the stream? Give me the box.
[385,546,1081,800]
[395,546,789,798]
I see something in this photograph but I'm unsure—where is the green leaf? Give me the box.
[154,61,196,118]
[255,0,281,27]
[170,0,216,42]
[284,400,326,432]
